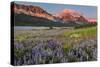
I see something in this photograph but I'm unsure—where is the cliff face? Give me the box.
[12,3,55,20]
[57,9,88,22]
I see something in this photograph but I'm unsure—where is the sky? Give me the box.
[14,1,97,19]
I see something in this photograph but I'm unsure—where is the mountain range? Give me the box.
[11,3,97,27]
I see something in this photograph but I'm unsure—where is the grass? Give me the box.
[14,26,97,65]
[14,26,97,42]
[63,26,97,39]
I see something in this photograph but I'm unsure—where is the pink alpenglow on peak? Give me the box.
[56,9,88,22]
[87,18,97,23]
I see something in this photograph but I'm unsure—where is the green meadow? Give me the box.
[14,26,97,65]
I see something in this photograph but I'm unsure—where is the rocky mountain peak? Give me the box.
[13,3,54,20]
